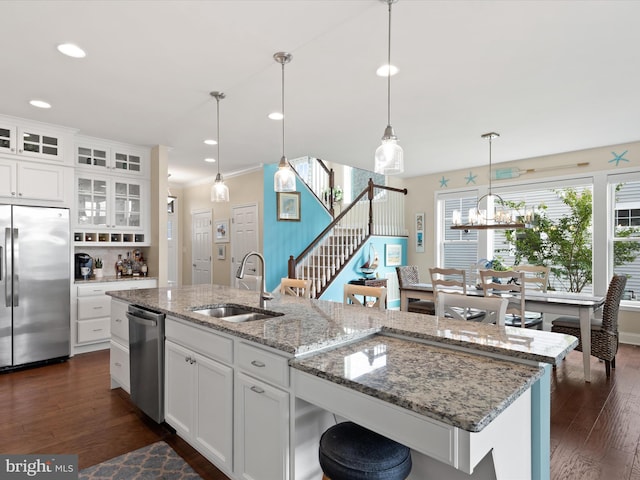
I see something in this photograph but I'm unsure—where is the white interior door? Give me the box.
[192,210,212,285]
[231,204,259,289]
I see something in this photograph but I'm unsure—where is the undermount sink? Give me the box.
[190,304,283,323]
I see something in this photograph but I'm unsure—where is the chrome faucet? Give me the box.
[236,251,273,308]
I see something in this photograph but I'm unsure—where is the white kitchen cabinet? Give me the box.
[235,371,290,480]
[74,173,149,245]
[165,322,234,476]
[0,115,75,165]
[110,299,130,392]
[75,136,146,176]
[77,279,156,353]
[0,157,68,203]
[0,124,64,162]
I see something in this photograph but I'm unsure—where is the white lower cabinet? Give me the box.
[234,371,289,480]
[164,318,292,480]
[165,335,234,475]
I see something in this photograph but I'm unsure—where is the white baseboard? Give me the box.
[620,331,640,346]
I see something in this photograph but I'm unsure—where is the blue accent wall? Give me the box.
[263,163,332,291]
[319,236,407,309]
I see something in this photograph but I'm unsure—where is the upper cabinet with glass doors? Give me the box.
[75,135,147,177]
[0,120,71,164]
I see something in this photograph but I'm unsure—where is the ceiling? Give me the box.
[3,1,640,186]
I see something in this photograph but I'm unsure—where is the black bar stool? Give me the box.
[319,421,412,480]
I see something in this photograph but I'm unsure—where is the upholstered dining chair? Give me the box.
[479,269,530,328]
[551,275,627,377]
[435,292,509,325]
[280,277,312,299]
[395,265,435,314]
[343,284,387,310]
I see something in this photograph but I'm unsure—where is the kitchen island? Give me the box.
[107,284,576,480]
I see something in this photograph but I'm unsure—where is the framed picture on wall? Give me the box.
[277,192,301,221]
[415,212,425,253]
[217,244,226,260]
[215,219,229,243]
[385,244,402,266]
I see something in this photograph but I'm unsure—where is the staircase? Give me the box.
[288,179,407,298]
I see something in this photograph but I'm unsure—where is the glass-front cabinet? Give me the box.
[0,126,15,154]
[0,122,64,162]
[75,174,148,245]
[114,181,141,228]
[75,137,145,176]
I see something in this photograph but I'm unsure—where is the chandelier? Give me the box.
[450,132,534,231]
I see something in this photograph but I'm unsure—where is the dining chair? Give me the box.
[551,275,627,377]
[430,267,485,321]
[280,277,312,299]
[343,284,387,310]
[479,269,530,328]
[512,265,550,326]
[512,265,550,292]
[435,292,509,325]
[395,266,435,314]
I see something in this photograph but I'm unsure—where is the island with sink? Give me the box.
[107,283,576,480]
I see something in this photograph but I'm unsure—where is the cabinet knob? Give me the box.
[250,386,265,394]
[18,193,22,197]
[11,192,16,196]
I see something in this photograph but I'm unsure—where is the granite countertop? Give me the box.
[107,283,562,433]
[290,335,543,432]
[75,275,157,284]
[107,283,577,364]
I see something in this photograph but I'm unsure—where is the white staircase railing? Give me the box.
[288,180,407,298]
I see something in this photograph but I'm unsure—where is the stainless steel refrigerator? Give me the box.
[0,205,70,369]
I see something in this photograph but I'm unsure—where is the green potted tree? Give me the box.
[499,188,640,292]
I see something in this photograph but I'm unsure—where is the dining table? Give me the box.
[400,283,605,382]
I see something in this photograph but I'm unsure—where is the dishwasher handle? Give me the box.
[126,313,157,327]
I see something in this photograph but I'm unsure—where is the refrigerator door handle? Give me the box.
[4,228,9,308]
[12,228,18,307]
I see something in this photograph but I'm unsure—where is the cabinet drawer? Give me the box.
[77,284,111,297]
[77,318,110,343]
[110,299,129,342]
[110,340,130,392]
[77,295,111,320]
[237,342,290,388]
[165,318,233,364]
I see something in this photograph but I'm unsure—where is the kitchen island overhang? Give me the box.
[107,284,574,479]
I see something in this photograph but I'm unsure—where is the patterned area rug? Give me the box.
[80,441,202,480]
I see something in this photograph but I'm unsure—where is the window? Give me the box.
[437,192,480,272]
[493,182,593,293]
[610,177,640,302]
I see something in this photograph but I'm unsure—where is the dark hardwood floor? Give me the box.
[2,344,640,479]
[0,350,229,479]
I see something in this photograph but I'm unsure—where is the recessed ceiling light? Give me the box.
[204,158,216,163]
[57,43,86,58]
[204,139,217,145]
[268,112,284,120]
[376,64,398,77]
[29,100,51,109]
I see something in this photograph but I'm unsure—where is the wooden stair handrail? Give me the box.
[288,179,407,278]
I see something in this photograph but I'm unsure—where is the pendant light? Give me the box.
[273,51,296,192]
[210,91,230,203]
[374,0,404,175]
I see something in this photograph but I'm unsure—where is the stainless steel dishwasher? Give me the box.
[127,304,165,423]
